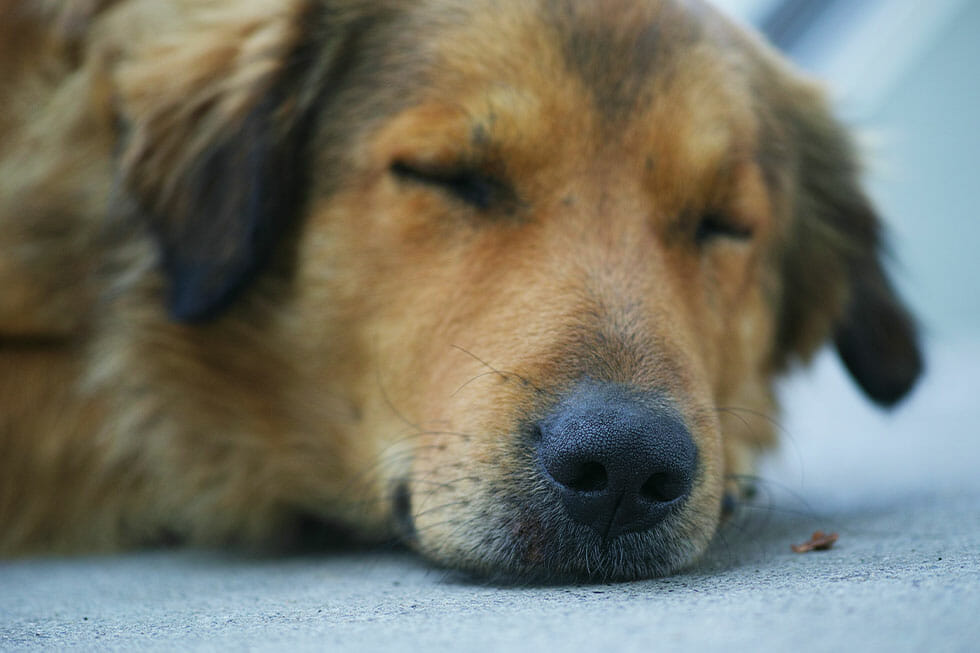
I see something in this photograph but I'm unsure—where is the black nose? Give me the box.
[535,382,697,539]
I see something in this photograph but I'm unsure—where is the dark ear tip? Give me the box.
[834,318,925,408]
[166,263,250,324]
[879,357,924,407]
[169,296,225,324]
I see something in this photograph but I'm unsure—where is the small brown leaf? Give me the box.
[791,530,839,553]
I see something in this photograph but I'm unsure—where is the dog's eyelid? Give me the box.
[389,160,504,211]
[694,212,754,246]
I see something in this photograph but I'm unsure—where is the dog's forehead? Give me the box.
[405,0,740,102]
[387,0,755,142]
[545,0,722,117]
[364,0,759,188]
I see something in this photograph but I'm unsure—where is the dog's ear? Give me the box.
[118,4,330,321]
[834,255,923,406]
[773,82,923,406]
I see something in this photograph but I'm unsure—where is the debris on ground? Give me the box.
[792,531,839,553]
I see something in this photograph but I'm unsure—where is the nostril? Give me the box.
[529,424,544,443]
[565,461,608,493]
[640,471,688,503]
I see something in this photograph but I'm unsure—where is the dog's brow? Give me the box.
[546,2,692,120]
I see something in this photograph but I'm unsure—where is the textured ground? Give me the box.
[2,338,978,652]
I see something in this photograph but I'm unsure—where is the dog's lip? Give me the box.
[500,513,690,582]
[491,481,702,581]
[401,471,706,581]
[393,480,416,542]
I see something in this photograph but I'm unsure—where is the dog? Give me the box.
[0,0,922,582]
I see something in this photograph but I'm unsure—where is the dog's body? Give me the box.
[0,0,921,581]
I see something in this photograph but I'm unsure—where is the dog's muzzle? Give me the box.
[534,381,698,540]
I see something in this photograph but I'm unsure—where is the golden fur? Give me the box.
[0,0,921,581]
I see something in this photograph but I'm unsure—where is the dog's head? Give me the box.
[116,0,922,581]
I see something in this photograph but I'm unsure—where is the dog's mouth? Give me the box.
[395,474,713,583]
[393,381,717,583]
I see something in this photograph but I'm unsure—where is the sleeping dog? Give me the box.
[0,0,921,581]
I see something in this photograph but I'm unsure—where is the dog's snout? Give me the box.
[536,383,697,539]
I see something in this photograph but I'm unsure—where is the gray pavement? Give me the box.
[2,337,979,652]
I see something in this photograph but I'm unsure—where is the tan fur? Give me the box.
[0,0,920,581]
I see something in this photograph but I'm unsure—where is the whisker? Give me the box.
[451,370,506,397]
[450,344,507,379]
[325,436,477,512]
[715,405,808,487]
[714,406,791,435]
[450,343,547,395]
[410,476,483,491]
[714,406,754,434]
[413,499,474,519]
[726,473,822,517]
[375,364,422,432]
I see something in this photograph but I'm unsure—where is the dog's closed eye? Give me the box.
[390,160,508,211]
[694,212,754,246]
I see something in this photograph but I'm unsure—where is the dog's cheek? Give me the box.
[715,285,781,479]
[400,408,520,569]
[286,189,491,540]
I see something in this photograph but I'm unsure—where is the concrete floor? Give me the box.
[2,337,978,652]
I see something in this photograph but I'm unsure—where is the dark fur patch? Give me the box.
[835,260,923,406]
[127,5,390,322]
[547,1,672,120]
[158,92,314,322]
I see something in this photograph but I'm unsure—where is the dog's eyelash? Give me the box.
[390,161,503,210]
[695,213,754,245]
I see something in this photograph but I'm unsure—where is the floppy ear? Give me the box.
[834,255,923,406]
[774,83,923,406]
[118,3,327,321]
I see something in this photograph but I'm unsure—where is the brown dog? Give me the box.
[0,0,921,581]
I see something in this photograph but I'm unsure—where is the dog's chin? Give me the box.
[410,493,715,584]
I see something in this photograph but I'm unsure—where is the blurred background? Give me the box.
[711,0,980,505]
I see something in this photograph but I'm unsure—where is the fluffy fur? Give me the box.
[0,0,921,581]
